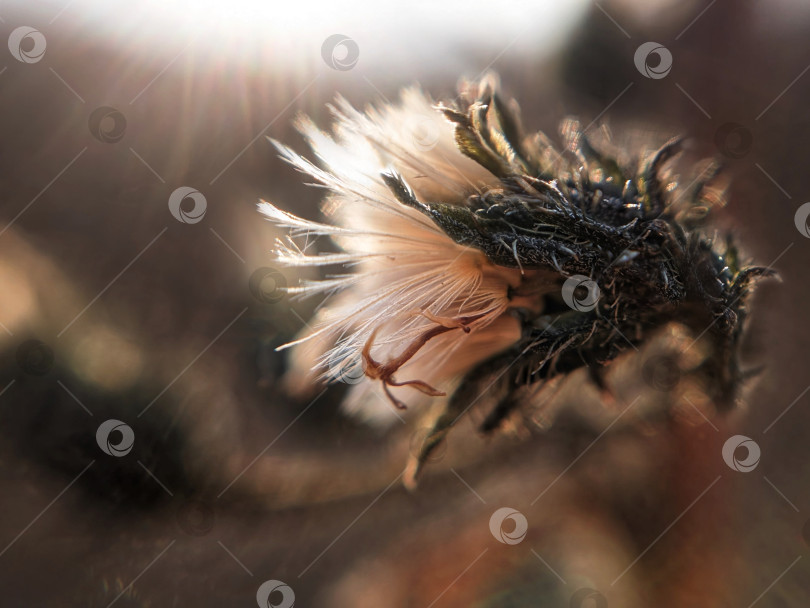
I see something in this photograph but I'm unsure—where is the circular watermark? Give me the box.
[176,499,215,536]
[8,26,46,64]
[256,580,295,608]
[88,106,127,143]
[409,427,448,463]
[634,42,672,79]
[794,202,810,238]
[714,122,753,159]
[570,588,608,608]
[489,507,528,545]
[16,339,54,376]
[561,275,600,312]
[410,114,441,152]
[722,435,760,472]
[321,34,359,71]
[326,349,366,384]
[168,187,207,224]
[249,267,287,303]
[96,419,135,457]
[801,519,810,547]
[641,353,681,391]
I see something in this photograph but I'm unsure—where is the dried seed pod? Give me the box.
[260,74,775,486]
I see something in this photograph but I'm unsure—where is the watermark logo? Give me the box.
[326,349,366,385]
[16,339,54,376]
[410,114,441,151]
[489,507,528,545]
[8,26,46,63]
[88,106,127,143]
[794,202,810,238]
[321,34,359,71]
[176,500,215,536]
[641,354,681,391]
[249,267,287,303]
[561,275,600,312]
[634,42,672,79]
[714,122,753,159]
[570,588,608,608]
[256,580,295,608]
[801,518,810,547]
[96,419,135,457]
[722,435,760,472]
[168,187,207,224]
[409,427,447,463]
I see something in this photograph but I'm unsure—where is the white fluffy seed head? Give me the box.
[260,84,528,426]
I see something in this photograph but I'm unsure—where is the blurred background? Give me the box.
[1,0,809,606]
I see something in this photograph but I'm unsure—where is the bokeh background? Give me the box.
[1,0,809,606]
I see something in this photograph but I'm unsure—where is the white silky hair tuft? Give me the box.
[260,85,525,426]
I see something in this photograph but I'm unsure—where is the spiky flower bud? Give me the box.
[261,74,774,485]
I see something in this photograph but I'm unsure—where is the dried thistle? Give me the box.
[260,74,774,485]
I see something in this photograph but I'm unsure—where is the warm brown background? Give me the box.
[1,1,808,606]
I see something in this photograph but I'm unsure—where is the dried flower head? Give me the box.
[260,74,774,485]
